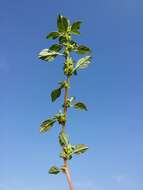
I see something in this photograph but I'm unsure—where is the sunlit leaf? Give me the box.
[40,119,56,133]
[74,56,91,70]
[38,49,63,62]
[73,144,88,155]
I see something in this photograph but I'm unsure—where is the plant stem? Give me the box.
[62,76,75,190]
[64,159,74,190]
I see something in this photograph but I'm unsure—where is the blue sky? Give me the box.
[0,0,143,190]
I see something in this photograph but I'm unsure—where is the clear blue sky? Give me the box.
[0,0,143,190]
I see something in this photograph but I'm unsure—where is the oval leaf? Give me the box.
[74,56,91,71]
[46,32,60,39]
[71,21,82,35]
[57,15,69,32]
[49,44,63,52]
[73,144,88,155]
[38,49,62,62]
[77,45,91,54]
[51,88,61,102]
[40,119,55,133]
[49,166,60,174]
[74,102,87,111]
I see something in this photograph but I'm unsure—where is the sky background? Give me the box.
[0,0,143,190]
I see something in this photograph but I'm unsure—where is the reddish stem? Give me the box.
[64,159,75,190]
[62,76,74,190]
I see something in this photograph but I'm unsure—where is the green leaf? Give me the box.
[77,45,91,54]
[49,166,60,174]
[57,14,69,32]
[74,102,87,111]
[59,36,67,44]
[40,119,56,133]
[69,40,78,51]
[59,131,69,146]
[46,32,60,39]
[73,69,78,75]
[70,40,78,47]
[38,49,63,62]
[73,144,88,155]
[49,44,63,52]
[71,21,82,35]
[74,56,91,70]
[51,88,61,102]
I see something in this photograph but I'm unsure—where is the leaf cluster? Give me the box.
[59,131,88,160]
[49,133,88,175]
[38,14,92,77]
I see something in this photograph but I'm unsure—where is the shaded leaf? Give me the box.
[74,102,87,111]
[57,15,69,32]
[73,144,88,155]
[73,69,78,75]
[59,36,67,44]
[74,56,91,70]
[49,44,63,52]
[70,40,78,47]
[77,45,91,54]
[46,32,60,39]
[40,119,55,133]
[49,166,60,174]
[51,88,61,102]
[71,21,82,35]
